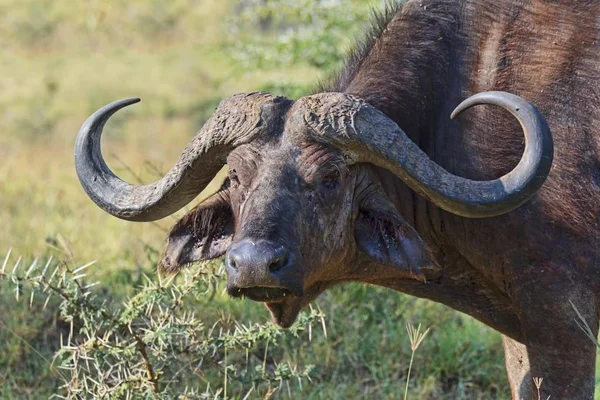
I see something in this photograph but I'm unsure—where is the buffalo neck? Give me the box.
[336,0,472,242]
[339,1,467,152]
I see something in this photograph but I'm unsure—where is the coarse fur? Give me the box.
[159,1,600,398]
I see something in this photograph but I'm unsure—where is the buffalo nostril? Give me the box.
[227,240,291,277]
[268,255,288,273]
[227,252,239,270]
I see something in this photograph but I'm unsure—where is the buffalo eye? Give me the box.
[320,170,340,191]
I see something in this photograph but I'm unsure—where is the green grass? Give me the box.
[1,0,597,398]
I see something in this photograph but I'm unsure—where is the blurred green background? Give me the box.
[1,0,586,398]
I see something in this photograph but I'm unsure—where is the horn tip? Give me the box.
[113,98,141,108]
[124,97,141,105]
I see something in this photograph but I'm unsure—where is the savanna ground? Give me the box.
[1,1,598,398]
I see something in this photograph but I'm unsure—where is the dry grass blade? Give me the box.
[406,323,430,352]
[404,323,431,400]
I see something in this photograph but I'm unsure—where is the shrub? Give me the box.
[0,251,321,399]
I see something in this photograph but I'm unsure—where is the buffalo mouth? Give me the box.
[227,286,303,328]
[228,286,294,302]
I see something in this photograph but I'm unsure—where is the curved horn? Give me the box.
[296,91,553,218]
[74,92,286,221]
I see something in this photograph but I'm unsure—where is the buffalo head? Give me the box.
[75,91,552,327]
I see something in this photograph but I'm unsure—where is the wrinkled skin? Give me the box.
[161,118,434,327]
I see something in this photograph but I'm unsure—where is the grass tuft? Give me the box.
[404,323,430,400]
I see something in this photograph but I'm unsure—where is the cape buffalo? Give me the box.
[74,1,600,398]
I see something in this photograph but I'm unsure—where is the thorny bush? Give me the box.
[0,249,322,399]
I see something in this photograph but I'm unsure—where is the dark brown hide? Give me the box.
[78,0,600,398]
[325,1,600,398]
[161,1,600,397]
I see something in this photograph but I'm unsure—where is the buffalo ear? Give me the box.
[159,190,234,273]
[354,193,433,281]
